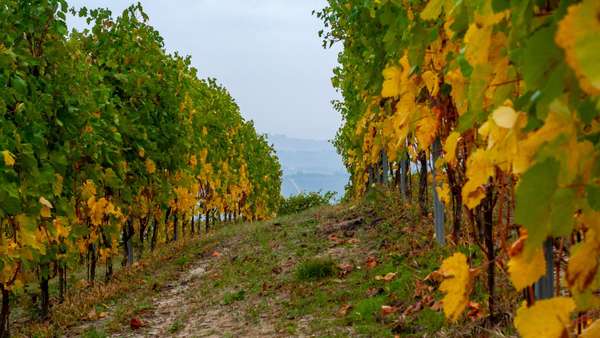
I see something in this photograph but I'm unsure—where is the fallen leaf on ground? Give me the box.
[375,272,397,282]
[338,304,352,316]
[381,305,399,317]
[365,256,378,269]
[338,263,354,276]
[211,251,221,257]
[87,309,97,320]
[431,300,443,311]
[130,317,143,330]
[366,287,384,297]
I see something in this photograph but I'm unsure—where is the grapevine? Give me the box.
[318,0,600,335]
[0,1,281,335]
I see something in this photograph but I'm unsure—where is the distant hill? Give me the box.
[268,134,349,198]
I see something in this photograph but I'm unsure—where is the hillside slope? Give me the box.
[19,191,512,338]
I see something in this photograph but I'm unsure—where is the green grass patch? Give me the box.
[223,289,246,305]
[81,327,107,338]
[295,258,336,281]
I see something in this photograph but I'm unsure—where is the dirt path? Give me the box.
[110,249,279,338]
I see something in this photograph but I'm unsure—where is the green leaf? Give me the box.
[515,158,559,252]
[420,0,444,21]
[0,183,21,214]
[587,185,600,211]
[521,26,562,89]
[468,64,492,118]
[550,188,575,237]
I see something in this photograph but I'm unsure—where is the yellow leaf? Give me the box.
[145,159,156,174]
[514,297,575,338]
[508,246,546,291]
[422,70,439,96]
[582,319,600,338]
[420,0,444,20]
[436,184,451,205]
[53,218,70,239]
[444,132,460,165]
[438,253,471,322]
[555,0,600,95]
[138,147,145,158]
[40,206,51,218]
[381,65,402,98]
[39,196,53,209]
[81,179,96,199]
[492,106,518,129]
[567,229,600,292]
[416,107,438,150]
[445,68,468,115]
[462,149,495,209]
[2,150,15,167]
[53,174,64,195]
[464,23,492,66]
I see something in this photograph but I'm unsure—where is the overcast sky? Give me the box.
[68,0,342,141]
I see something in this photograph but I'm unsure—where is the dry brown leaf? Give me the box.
[338,304,352,316]
[381,305,399,317]
[365,256,378,269]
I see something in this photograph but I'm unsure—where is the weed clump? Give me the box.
[295,258,336,281]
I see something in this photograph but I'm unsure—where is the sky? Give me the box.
[68,0,342,141]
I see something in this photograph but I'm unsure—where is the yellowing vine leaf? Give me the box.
[39,196,53,209]
[436,183,450,205]
[438,252,471,322]
[422,70,439,96]
[508,245,546,291]
[444,132,460,165]
[582,319,600,338]
[420,0,444,21]
[555,0,600,95]
[145,158,156,174]
[492,106,518,129]
[567,229,600,292]
[81,179,97,199]
[382,65,402,98]
[462,150,495,209]
[53,218,70,239]
[416,107,438,150]
[514,297,575,338]
[2,150,15,166]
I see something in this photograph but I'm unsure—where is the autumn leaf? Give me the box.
[582,319,600,338]
[365,256,378,269]
[375,272,397,282]
[2,150,15,167]
[567,229,600,292]
[462,150,495,209]
[422,70,439,96]
[81,179,97,199]
[145,158,156,174]
[39,196,53,209]
[443,132,460,165]
[381,66,402,98]
[507,243,546,291]
[381,305,399,317]
[438,253,471,322]
[514,297,575,338]
[420,0,444,21]
[492,106,518,129]
[436,184,451,205]
[555,0,600,95]
[338,304,352,316]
